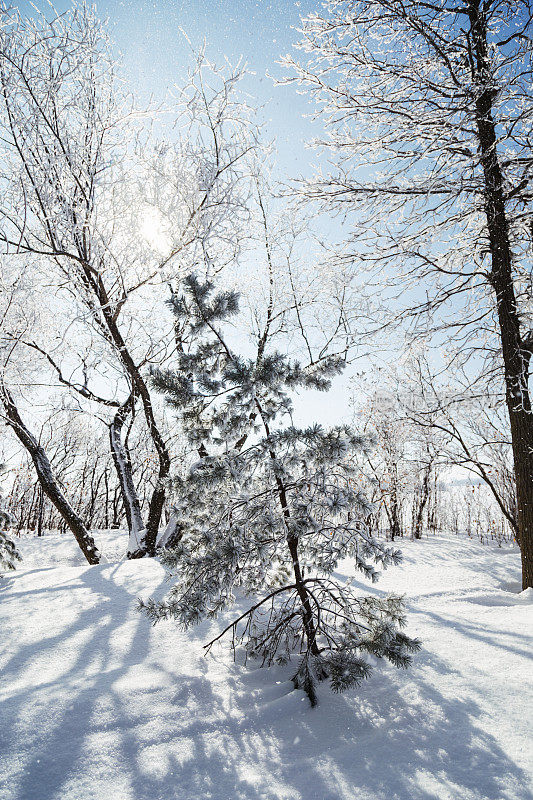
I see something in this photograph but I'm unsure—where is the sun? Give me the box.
[139,205,171,255]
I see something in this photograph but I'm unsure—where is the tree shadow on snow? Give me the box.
[1,563,530,800]
[205,652,529,800]
[0,564,272,800]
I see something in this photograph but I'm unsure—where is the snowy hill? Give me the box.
[0,531,531,800]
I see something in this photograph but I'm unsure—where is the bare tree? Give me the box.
[0,248,102,563]
[0,4,260,555]
[405,357,518,538]
[353,373,445,541]
[3,408,173,537]
[0,383,99,563]
[359,391,410,540]
[284,0,533,587]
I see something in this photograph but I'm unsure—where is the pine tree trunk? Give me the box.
[258,401,320,678]
[272,461,319,657]
[273,457,320,705]
[469,0,533,588]
[1,386,99,565]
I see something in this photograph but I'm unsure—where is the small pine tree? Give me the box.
[140,275,420,705]
[0,466,21,572]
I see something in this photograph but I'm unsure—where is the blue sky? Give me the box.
[15,0,321,180]
[10,0,362,426]
[106,0,318,176]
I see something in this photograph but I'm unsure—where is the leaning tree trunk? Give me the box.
[469,0,533,588]
[0,386,99,565]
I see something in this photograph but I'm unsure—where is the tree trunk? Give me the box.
[37,486,44,537]
[95,284,170,554]
[412,466,431,540]
[108,393,146,556]
[104,468,110,530]
[156,512,183,549]
[272,461,318,658]
[0,386,99,565]
[389,482,402,540]
[112,485,121,529]
[428,471,439,533]
[469,0,533,588]
[73,261,171,555]
[257,400,320,703]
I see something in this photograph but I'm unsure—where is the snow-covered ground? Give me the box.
[0,531,531,800]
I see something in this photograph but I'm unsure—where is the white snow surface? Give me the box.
[0,531,532,800]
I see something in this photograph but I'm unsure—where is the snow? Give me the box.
[0,531,531,800]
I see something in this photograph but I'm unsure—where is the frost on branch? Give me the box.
[140,275,420,706]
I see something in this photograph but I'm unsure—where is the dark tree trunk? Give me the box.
[96,286,170,554]
[36,486,44,537]
[1,386,99,565]
[104,468,110,530]
[273,463,319,660]
[427,472,438,534]
[258,400,320,704]
[413,466,431,540]
[28,483,38,532]
[112,485,122,529]
[468,0,533,588]
[86,467,104,531]
[71,259,171,555]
